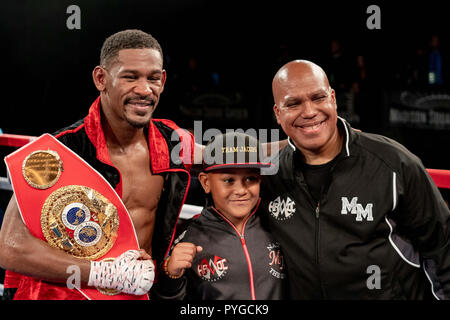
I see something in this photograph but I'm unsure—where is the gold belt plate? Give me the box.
[41,185,119,260]
[22,150,63,189]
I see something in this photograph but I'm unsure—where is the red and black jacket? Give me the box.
[55,96,194,266]
[4,96,194,299]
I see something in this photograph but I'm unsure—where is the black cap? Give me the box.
[202,132,272,172]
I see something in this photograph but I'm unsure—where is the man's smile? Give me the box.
[295,118,327,134]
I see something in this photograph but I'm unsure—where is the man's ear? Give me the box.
[330,88,337,109]
[198,172,211,194]
[92,66,107,92]
[273,104,281,125]
[160,69,167,93]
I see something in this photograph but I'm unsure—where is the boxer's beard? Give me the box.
[124,95,155,128]
[126,118,148,129]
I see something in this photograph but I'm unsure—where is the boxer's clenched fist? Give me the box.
[166,242,203,278]
[88,249,155,295]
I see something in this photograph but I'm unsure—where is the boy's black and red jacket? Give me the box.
[155,201,286,300]
[4,96,194,300]
[261,117,450,300]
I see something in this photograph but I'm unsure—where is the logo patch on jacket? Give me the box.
[196,255,228,282]
[267,242,285,279]
[341,197,374,221]
[268,196,296,220]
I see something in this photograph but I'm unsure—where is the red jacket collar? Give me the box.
[83,96,174,173]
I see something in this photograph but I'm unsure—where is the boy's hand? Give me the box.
[167,242,203,277]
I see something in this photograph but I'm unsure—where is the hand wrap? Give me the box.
[88,250,155,295]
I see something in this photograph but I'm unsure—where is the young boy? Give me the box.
[154,132,286,300]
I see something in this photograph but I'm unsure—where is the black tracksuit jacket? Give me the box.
[261,117,450,300]
[156,201,286,300]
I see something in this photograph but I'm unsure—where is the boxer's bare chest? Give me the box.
[108,141,164,255]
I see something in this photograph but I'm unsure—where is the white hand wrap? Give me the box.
[88,250,155,295]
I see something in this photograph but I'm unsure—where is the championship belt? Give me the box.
[4,134,148,300]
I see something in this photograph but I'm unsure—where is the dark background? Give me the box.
[1,0,449,169]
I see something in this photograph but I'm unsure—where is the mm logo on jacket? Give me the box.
[341,197,374,221]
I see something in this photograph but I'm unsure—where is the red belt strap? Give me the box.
[4,133,148,300]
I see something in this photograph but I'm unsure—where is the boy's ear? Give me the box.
[198,172,211,194]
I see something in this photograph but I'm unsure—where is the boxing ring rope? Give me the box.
[0,133,36,148]
[427,169,450,189]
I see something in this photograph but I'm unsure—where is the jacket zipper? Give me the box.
[240,235,256,300]
[313,162,338,299]
[293,122,346,299]
[211,200,260,300]
[314,201,327,299]
[298,170,326,299]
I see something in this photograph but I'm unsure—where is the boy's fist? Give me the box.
[166,242,203,278]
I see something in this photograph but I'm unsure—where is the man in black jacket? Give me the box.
[261,59,450,299]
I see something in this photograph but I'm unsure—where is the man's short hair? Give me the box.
[100,29,163,68]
